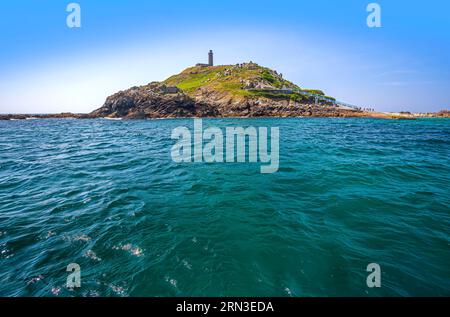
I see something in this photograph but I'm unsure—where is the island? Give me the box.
[1,53,448,120]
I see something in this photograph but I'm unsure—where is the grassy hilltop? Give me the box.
[164,62,331,103]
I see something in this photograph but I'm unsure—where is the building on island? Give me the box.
[196,50,214,67]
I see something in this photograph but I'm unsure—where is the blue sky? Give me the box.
[0,0,449,113]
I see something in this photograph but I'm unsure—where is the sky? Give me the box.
[0,0,449,114]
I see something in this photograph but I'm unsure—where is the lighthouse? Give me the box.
[208,50,214,66]
[195,50,215,67]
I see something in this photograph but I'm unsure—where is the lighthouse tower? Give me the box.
[208,50,214,66]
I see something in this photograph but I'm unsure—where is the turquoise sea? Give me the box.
[0,118,449,296]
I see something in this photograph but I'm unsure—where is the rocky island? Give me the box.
[91,62,366,119]
[1,60,448,120]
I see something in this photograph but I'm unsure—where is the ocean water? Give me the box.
[0,118,449,297]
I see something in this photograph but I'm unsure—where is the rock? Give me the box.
[436,110,450,117]
[90,83,198,119]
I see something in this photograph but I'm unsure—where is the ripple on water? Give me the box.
[112,243,144,257]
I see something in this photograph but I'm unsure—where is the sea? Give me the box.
[0,117,449,296]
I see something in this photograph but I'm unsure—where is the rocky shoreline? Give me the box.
[3,110,448,121]
[0,113,92,120]
[2,111,449,121]
[2,109,448,121]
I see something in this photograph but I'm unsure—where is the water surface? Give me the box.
[0,118,449,296]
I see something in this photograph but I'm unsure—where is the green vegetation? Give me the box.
[244,89,306,103]
[303,89,325,96]
[164,66,226,93]
[261,70,277,85]
[290,93,306,103]
[163,63,329,102]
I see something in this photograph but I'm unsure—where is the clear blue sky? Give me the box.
[0,0,449,113]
